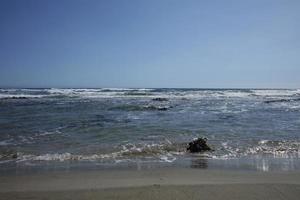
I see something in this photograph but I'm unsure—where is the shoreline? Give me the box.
[1,168,300,199]
[2,156,300,176]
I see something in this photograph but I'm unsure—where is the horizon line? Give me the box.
[0,86,299,90]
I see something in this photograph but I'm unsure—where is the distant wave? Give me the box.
[1,88,299,99]
[251,89,300,97]
[100,88,154,92]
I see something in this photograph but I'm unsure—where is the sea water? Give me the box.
[0,88,300,172]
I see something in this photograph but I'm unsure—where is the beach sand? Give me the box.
[1,168,300,200]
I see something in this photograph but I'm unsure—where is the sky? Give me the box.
[0,0,299,88]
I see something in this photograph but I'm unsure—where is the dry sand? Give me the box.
[1,168,300,200]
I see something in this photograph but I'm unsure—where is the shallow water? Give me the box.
[0,88,299,172]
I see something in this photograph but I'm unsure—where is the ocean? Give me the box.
[0,88,300,172]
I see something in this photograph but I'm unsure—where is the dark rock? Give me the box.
[11,96,28,99]
[264,98,300,104]
[187,137,212,153]
[152,97,168,102]
[264,99,290,103]
[144,105,170,111]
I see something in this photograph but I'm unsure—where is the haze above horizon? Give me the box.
[0,0,299,88]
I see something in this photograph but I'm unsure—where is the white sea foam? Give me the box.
[159,154,176,163]
[44,88,155,98]
[12,142,182,163]
[47,88,71,94]
[244,140,300,158]
[165,90,252,99]
[36,130,61,137]
[101,88,153,91]
[34,153,72,161]
[220,91,251,98]
[211,139,300,159]
[251,89,299,97]
[5,139,300,165]
[15,151,179,163]
[258,140,269,145]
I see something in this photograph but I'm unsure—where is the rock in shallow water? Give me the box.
[187,138,212,153]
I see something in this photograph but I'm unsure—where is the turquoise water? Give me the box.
[0,88,300,172]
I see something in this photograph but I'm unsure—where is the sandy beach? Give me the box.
[1,168,300,200]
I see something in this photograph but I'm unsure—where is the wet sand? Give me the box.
[1,168,300,200]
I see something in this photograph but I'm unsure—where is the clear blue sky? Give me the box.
[0,0,299,88]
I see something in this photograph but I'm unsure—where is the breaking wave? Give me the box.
[10,142,185,163]
[1,139,299,164]
[251,89,300,97]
